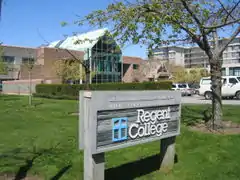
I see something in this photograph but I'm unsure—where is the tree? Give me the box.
[0,46,7,75]
[79,0,240,129]
[22,57,35,106]
[0,59,6,75]
[168,63,188,82]
[54,59,95,84]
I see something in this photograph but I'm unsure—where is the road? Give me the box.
[182,95,240,105]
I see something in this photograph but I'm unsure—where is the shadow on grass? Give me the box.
[181,106,212,125]
[50,165,72,180]
[0,144,71,180]
[105,153,178,180]
[14,155,39,180]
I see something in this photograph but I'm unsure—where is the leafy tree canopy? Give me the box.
[54,59,95,82]
[78,0,239,58]
[77,0,240,128]
[0,46,7,75]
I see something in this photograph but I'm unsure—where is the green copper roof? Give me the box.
[48,28,108,51]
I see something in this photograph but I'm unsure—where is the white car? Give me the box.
[172,83,193,96]
[199,76,240,100]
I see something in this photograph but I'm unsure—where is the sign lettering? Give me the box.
[129,107,170,139]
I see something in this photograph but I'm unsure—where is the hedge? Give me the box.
[34,81,172,100]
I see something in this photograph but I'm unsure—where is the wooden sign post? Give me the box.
[79,90,181,180]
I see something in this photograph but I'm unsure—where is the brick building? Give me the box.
[19,47,84,84]
[19,47,144,84]
[1,29,146,88]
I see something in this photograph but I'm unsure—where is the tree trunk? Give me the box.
[28,70,32,106]
[210,59,223,130]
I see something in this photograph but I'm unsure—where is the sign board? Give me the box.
[79,90,181,154]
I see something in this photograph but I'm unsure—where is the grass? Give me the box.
[0,95,240,179]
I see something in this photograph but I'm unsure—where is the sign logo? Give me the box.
[112,107,170,142]
[112,117,128,142]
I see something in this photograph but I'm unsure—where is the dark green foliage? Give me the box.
[33,93,77,100]
[35,81,172,100]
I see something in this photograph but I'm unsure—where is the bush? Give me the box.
[33,93,77,100]
[35,81,172,100]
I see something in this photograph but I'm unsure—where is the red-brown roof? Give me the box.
[123,56,144,64]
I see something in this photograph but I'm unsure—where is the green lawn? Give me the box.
[1,95,240,180]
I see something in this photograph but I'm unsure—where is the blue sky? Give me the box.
[0,0,147,58]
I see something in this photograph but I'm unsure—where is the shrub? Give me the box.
[35,81,172,100]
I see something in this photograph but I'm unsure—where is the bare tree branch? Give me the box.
[180,0,203,29]
[219,25,240,55]
[226,0,240,21]
[170,19,206,50]
[179,0,212,53]
[204,18,240,29]
[217,0,240,23]
[141,6,206,50]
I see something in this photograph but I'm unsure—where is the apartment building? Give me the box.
[152,46,185,66]
[184,47,208,68]
[0,45,36,80]
[221,38,240,76]
[153,37,240,75]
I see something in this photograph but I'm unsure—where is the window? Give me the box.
[178,84,187,88]
[112,117,128,142]
[2,56,14,64]
[133,64,139,70]
[172,84,176,88]
[234,46,240,50]
[229,78,238,84]
[234,67,240,76]
[232,52,237,57]
[201,78,211,85]
[22,57,35,64]
[229,67,240,76]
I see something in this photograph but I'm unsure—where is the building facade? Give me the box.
[0,45,36,80]
[184,47,208,68]
[153,37,240,75]
[1,29,145,85]
[48,28,123,84]
[152,46,185,66]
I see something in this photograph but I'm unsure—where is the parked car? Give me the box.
[172,83,194,96]
[199,76,240,100]
[189,83,200,95]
